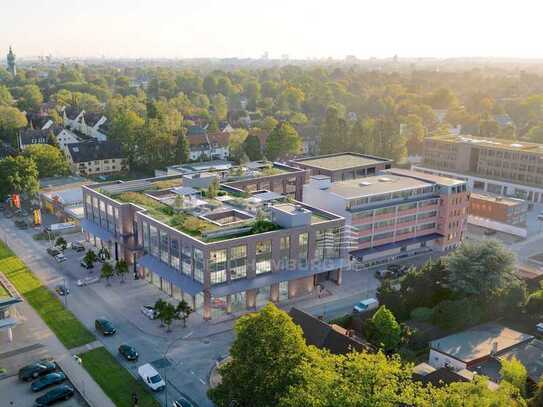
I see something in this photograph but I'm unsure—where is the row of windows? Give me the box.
[85,194,120,235]
[351,199,439,221]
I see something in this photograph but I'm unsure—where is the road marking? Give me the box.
[190,370,195,375]
[182,331,193,339]
[199,378,206,385]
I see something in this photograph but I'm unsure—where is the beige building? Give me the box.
[66,141,128,176]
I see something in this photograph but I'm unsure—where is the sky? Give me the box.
[2,0,543,60]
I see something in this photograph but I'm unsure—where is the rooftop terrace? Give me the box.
[294,153,391,171]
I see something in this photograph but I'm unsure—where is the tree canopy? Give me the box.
[23,144,70,178]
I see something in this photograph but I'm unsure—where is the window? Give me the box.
[159,231,169,263]
[316,228,340,261]
[170,238,180,270]
[181,245,192,276]
[374,231,394,241]
[398,202,417,211]
[256,240,272,274]
[298,233,309,268]
[374,207,396,216]
[193,249,204,283]
[229,245,247,279]
[280,236,290,270]
[209,249,227,285]
[142,222,150,253]
[150,225,159,257]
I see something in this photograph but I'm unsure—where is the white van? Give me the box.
[138,363,165,391]
[353,298,379,313]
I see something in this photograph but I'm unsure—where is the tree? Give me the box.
[55,237,67,251]
[83,250,98,269]
[176,299,193,328]
[100,262,114,286]
[206,178,219,199]
[367,306,401,352]
[500,356,527,397]
[526,125,543,143]
[176,131,190,163]
[154,299,167,327]
[526,290,543,315]
[260,116,278,132]
[17,85,44,112]
[208,303,307,407]
[227,129,248,163]
[0,85,14,106]
[211,93,228,121]
[243,134,262,161]
[530,378,543,406]
[0,155,39,198]
[320,105,343,154]
[115,259,129,283]
[445,240,518,300]
[160,302,178,332]
[265,122,301,161]
[23,144,70,178]
[0,105,27,143]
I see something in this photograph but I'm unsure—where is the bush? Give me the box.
[410,307,433,322]
[328,314,353,328]
[432,298,483,331]
[526,291,543,315]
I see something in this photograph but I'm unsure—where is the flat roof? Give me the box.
[470,193,526,207]
[499,339,543,382]
[430,323,533,363]
[295,153,390,171]
[428,134,543,154]
[328,174,433,199]
[387,168,465,187]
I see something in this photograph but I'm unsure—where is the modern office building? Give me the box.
[81,172,346,320]
[158,160,308,201]
[303,168,468,268]
[291,152,393,182]
[416,135,543,203]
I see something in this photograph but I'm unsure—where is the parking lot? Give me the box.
[0,363,89,407]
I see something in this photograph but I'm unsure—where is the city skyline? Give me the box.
[3,0,543,60]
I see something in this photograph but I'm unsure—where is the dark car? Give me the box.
[173,394,199,407]
[18,359,56,381]
[35,385,74,406]
[71,241,85,252]
[15,219,28,229]
[118,344,138,361]
[80,260,94,269]
[55,285,70,296]
[46,247,61,257]
[31,372,66,392]
[95,318,116,335]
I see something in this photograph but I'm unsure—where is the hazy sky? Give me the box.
[2,0,543,59]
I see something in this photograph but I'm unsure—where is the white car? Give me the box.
[141,305,157,320]
[54,253,67,263]
[138,363,165,391]
[353,298,379,313]
[76,276,100,287]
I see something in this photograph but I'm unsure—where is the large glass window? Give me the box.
[150,225,159,257]
[193,248,204,283]
[181,245,192,276]
[160,231,169,263]
[106,204,115,232]
[298,233,308,268]
[209,249,227,285]
[142,222,150,253]
[114,208,121,235]
[256,240,272,274]
[229,245,247,279]
[280,237,290,270]
[170,238,180,270]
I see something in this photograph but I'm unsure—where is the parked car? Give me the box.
[70,241,85,252]
[18,359,56,381]
[54,253,67,263]
[118,344,139,361]
[173,394,199,407]
[80,260,94,269]
[95,318,116,335]
[140,305,158,320]
[76,276,100,286]
[374,269,392,279]
[353,298,379,313]
[536,323,543,334]
[138,363,165,391]
[55,285,69,296]
[46,248,61,257]
[15,219,28,229]
[35,384,74,406]
[31,372,66,392]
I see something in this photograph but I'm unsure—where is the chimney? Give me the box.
[491,342,498,356]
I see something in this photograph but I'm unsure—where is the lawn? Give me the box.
[79,347,160,407]
[0,241,95,349]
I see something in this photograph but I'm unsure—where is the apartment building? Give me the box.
[291,152,393,182]
[160,160,307,201]
[469,193,528,226]
[303,168,468,268]
[81,173,346,320]
[416,135,543,203]
[66,141,128,176]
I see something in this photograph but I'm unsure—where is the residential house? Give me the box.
[66,141,127,176]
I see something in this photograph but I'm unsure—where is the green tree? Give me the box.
[0,155,39,198]
[212,93,228,121]
[526,125,543,144]
[320,105,343,154]
[265,122,301,161]
[260,116,278,132]
[160,302,178,332]
[154,299,167,327]
[176,131,190,163]
[54,237,67,251]
[530,378,543,406]
[500,356,527,396]
[243,134,262,161]
[176,299,193,328]
[445,240,518,299]
[367,306,401,352]
[208,303,307,407]
[0,85,14,106]
[0,105,27,143]
[17,84,44,112]
[23,144,70,178]
[100,262,114,286]
[114,259,129,283]
[227,129,248,163]
[83,250,98,268]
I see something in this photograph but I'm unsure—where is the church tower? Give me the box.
[7,46,16,76]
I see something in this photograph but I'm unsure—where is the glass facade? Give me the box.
[149,225,159,257]
[229,245,247,280]
[160,231,169,263]
[170,238,180,270]
[142,222,150,253]
[280,236,290,270]
[193,248,204,283]
[181,244,192,276]
[209,249,227,285]
[298,232,308,267]
[255,240,272,274]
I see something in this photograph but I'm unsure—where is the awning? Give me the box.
[80,219,114,241]
[137,255,204,296]
[350,233,442,259]
[210,258,346,297]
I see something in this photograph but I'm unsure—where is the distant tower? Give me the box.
[7,46,16,76]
